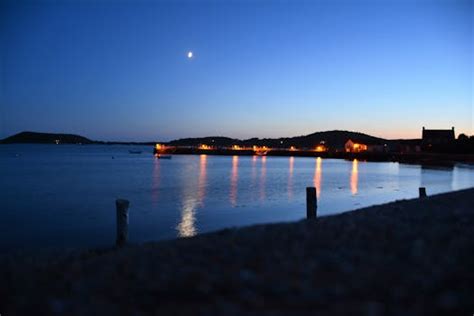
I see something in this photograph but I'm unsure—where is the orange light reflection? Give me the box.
[313,157,322,198]
[288,156,294,199]
[259,156,267,200]
[198,155,207,204]
[151,158,160,205]
[230,156,239,206]
[350,159,358,195]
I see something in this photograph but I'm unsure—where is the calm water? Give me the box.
[1,144,473,252]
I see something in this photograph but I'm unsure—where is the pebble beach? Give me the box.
[1,188,473,315]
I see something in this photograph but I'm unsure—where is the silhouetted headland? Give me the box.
[0,131,94,144]
[0,131,155,145]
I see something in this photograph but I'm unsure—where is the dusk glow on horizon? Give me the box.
[0,0,472,141]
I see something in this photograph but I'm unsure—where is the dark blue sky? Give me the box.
[1,0,472,141]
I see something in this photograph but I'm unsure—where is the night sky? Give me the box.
[1,0,472,141]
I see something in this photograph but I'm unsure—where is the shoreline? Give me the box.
[164,148,474,166]
[1,187,473,315]
[3,143,474,167]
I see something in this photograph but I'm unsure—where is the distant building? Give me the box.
[345,139,367,153]
[345,139,386,153]
[389,139,421,153]
[422,127,455,147]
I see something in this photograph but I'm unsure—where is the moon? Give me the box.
[187,51,193,59]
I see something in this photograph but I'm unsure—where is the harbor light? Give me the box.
[315,145,326,152]
[199,144,211,150]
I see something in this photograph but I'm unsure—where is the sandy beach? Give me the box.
[1,188,473,315]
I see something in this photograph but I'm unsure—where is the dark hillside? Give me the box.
[166,130,388,148]
[1,131,93,144]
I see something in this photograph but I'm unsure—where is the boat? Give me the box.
[129,150,143,154]
[155,154,172,159]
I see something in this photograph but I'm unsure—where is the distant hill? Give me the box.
[1,130,393,147]
[168,136,240,147]
[167,130,388,149]
[0,131,93,144]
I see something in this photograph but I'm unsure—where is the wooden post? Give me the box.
[116,199,130,247]
[306,187,317,219]
[419,187,427,198]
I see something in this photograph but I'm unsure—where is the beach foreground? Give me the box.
[1,188,474,315]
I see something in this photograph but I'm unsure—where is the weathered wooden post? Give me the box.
[306,187,317,219]
[116,199,130,247]
[419,187,427,198]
